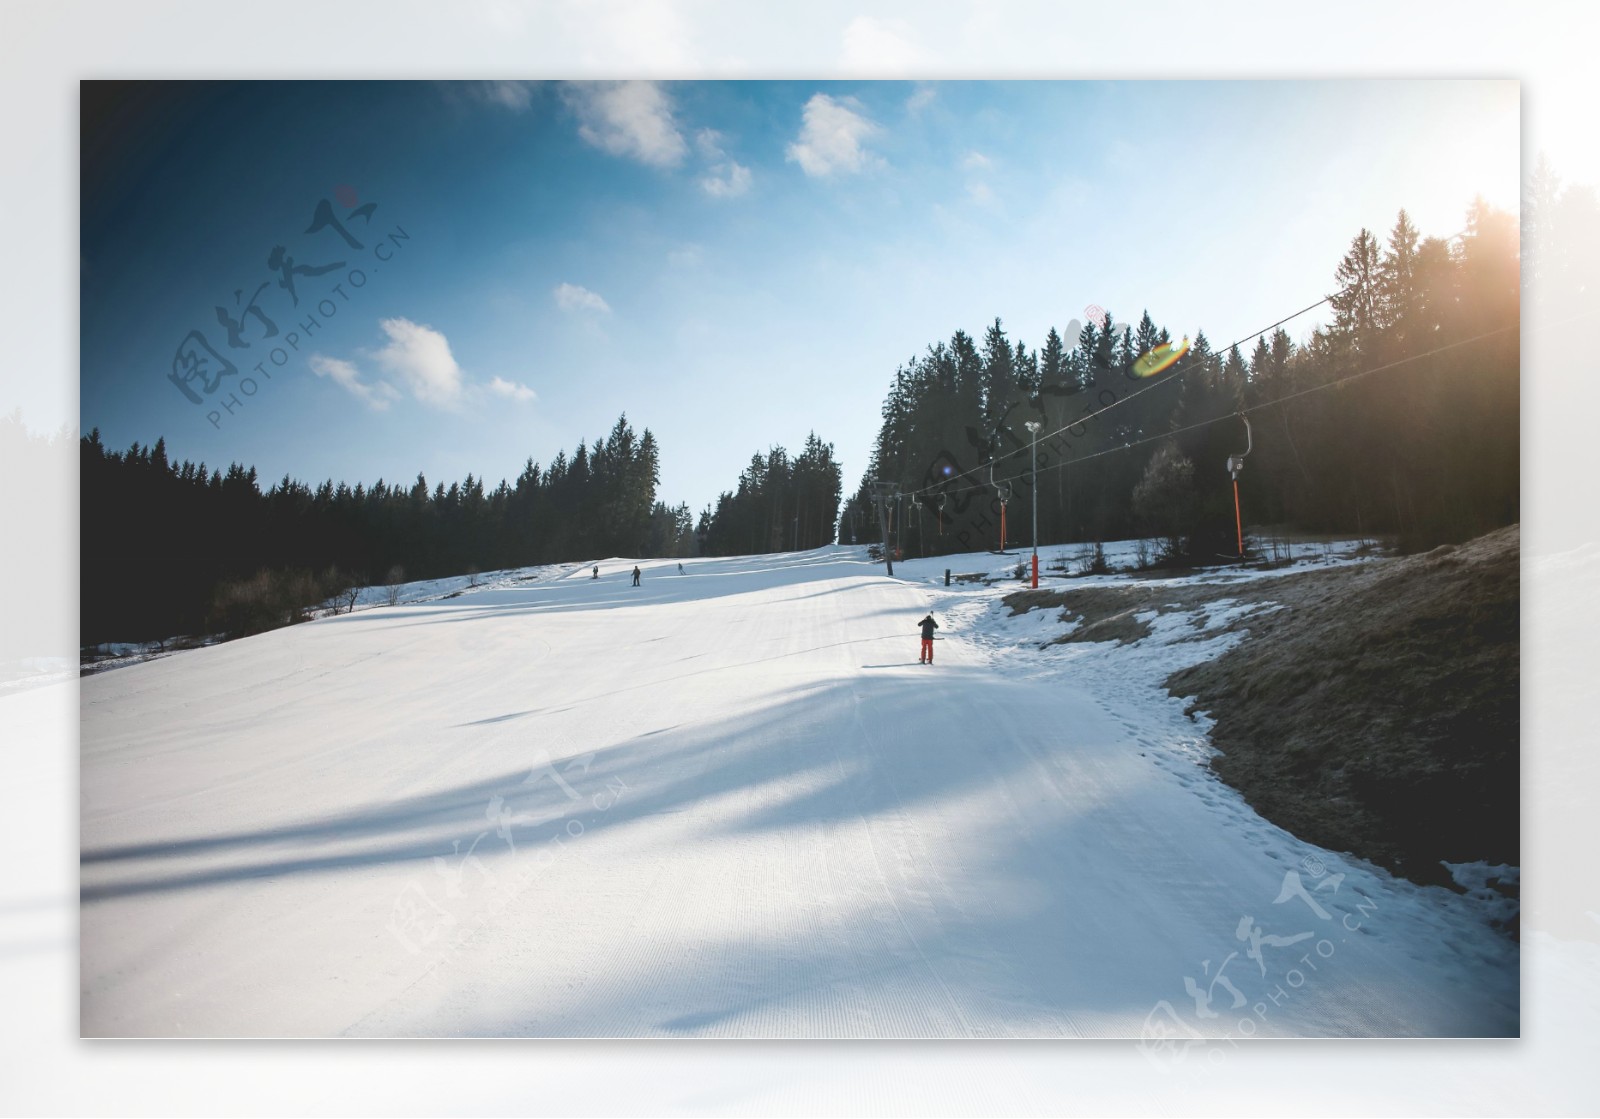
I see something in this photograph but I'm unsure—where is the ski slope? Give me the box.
[79,547,1517,1038]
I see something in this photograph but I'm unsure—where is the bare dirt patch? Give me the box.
[1004,527,1519,898]
[1005,581,1236,646]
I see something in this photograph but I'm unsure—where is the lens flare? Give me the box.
[1132,335,1191,379]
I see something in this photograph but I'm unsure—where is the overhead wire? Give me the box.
[905,311,1544,504]
[892,292,1335,502]
[890,225,1484,502]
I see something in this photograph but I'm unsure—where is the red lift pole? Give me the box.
[1232,477,1244,557]
[1226,413,1253,560]
[990,461,1011,557]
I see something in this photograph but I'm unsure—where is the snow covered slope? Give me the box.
[80,547,1516,1037]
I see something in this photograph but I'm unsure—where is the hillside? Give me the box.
[1165,527,1519,896]
[1002,528,1518,904]
[81,546,1517,1037]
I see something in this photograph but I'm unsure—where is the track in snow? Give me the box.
[80,548,1517,1037]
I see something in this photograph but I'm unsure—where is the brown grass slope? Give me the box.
[1006,526,1519,892]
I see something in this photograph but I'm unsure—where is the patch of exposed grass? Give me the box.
[1005,527,1520,906]
[1165,526,1518,896]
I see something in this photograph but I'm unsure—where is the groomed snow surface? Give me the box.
[80,544,1517,1039]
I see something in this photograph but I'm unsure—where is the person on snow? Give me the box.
[918,613,939,664]
[592,565,599,580]
[677,562,685,575]
[632,565,642,587]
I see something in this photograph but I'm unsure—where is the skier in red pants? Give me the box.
[918,613,939,664]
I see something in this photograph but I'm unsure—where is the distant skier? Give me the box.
[918,613,939,664]
[677,562,685,575]
[631,566,641,587]
[592,565,599,580]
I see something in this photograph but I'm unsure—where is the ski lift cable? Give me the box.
[900,292,1335,502]
[904,312,1537,503]
[899,222,1484,502]
[997,315,1522,494]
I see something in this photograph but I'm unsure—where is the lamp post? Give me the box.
[1025,420,1041,588]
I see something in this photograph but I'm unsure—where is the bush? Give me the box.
[1134,538,1152,570]
[208,567,347,637]
[384,564,407,606]
[1262,533,1293,567]
[1074,541,1111,576]
[339,579,362,614]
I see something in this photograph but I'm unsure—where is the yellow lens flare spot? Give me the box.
[1132,335,1191,379]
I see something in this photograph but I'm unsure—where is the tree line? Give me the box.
[843,197,1522,563]
[81,413,693,644]
[83,175,1575,643]
[696,432,844,556]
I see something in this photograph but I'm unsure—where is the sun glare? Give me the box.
[1530,76,1600,190]
[1414,87,1521,231]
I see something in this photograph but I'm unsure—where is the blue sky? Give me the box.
[80,79,1519,511]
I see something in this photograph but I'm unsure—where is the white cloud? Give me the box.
[692,128,752,198]
[478,80,534,111]
[372,317,465,408]
[840,16,927,73]
[906,84,937,114]
[487,376,537,403]
[701,160,752,198]
[553,282,612,314]
[967,181,996,207]
[564,81,687,168]
[962,150,992,171]
[694,127,725,159]
[786,93,882,178]
[308,354,399,411]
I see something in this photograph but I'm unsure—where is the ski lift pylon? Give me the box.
[1227,413,1252,558]
[1227,412,1253,480]
[989,460,1011,552]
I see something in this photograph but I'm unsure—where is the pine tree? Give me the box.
[1134,310,1161,363]
[980,317,1018,436]
[1248,335,1272,393]
[1330,228,1383,351]
[1014,340,1038,398]
[1074,320,1099,393]
[1221,344,1248,402]
[1378,209,1423,348]
[1039,326,1066,393]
